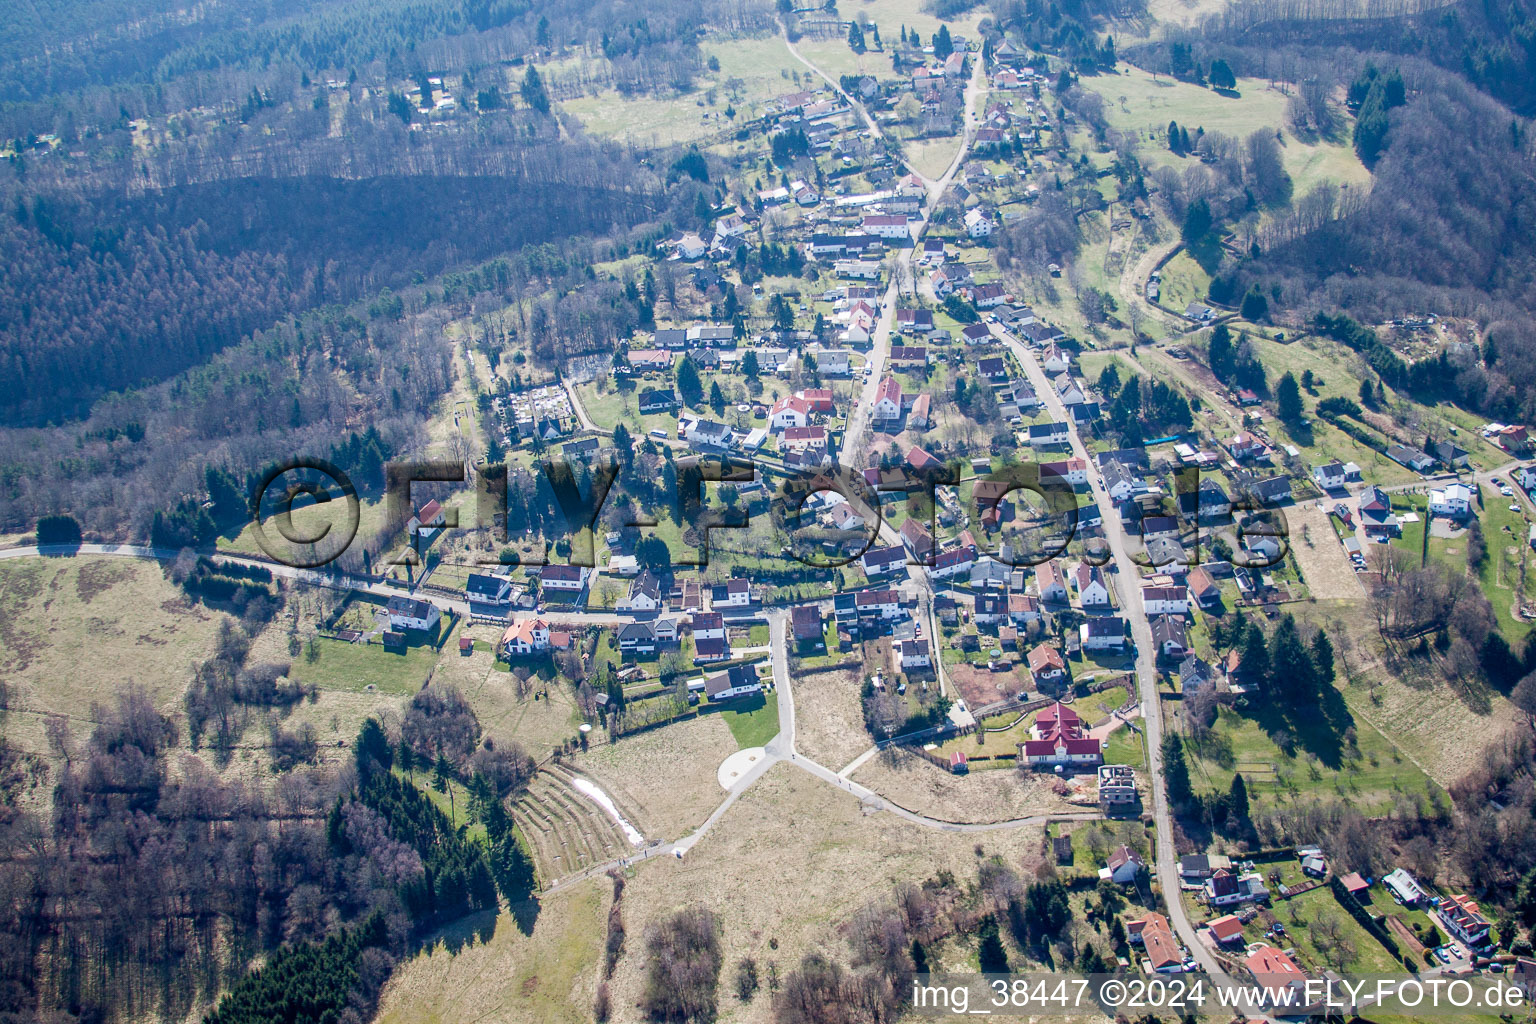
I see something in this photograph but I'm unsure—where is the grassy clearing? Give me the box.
[0,556,228,729]
[602,765,1048,1017]
[702,690,781,748]
[1081,65,1369,192]
[289,635,441,695]
[1181,702,1440,816]
[905,136,963,179]
[563,35,808,145]
[1102,726,1146,770]
[573,713,739,838]
[375,884,608,1024]
[1157,249,1210,313]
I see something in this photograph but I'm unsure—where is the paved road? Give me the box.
[994,324,1259,1007]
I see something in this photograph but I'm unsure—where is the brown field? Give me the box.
[602,765,1048,1024]
[0,557,228,753]
[947,661,1027,709]
[851,746,1083,822]
[571,714,739,840]
[789,665,873,770]
[376,884,610,1024]
[1285,502,1365,602]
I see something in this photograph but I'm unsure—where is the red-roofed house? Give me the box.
[769,395,811,429]
[1020,701,1101,766]
[1244,945,1307,1008]
[1208,914,1245,946]
[796,387,835,412]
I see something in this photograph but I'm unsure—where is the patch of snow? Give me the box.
[570,777,644,847]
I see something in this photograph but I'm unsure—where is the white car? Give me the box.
[1501,486,1514,496]
[1511,504,1522,513]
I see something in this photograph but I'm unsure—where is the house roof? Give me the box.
[1245,945,1303,980]
[500,617,548,646]
[1027,645,1065,675]
[1208,914,1244,944]
[875,376,902,405]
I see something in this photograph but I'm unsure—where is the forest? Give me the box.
[0,682,535,1024]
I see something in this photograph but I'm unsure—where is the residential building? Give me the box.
[1100,845,1145,884]
[618,620,657,654]
[1141,584,1190,616]
[1244,945,1307,1008]
[1027,644,1067,686]
[1079,616,1127,651]
[1313,462,1348,490]
[711,578,753,609]
[1429,482,1473,518]
[1098,764,1137,806]
[873,376,903,422]
[704,664,762,702]
[861,545,907,578]
[465,573,512,606]
[539,564,590,593]
[1036,560,1069,604]
[1074,562,1111,606]
[387,596,441,632]
[619,573,663,612]
[1383,867,1427,905]
[1127,911,1182,972]
[1439,894,1493,950]
[500,617,551,656]
[1020,702,1101,767]
[1151,614,1188,658]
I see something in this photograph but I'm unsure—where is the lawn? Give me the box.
[289,634,441,695]
[562,34,812,145]
[1102,726,1146,770]
[1181,701,1440,816]
[1157,249,1211,314]
[702,690,781,748]
[905,136,964,179]
[1080,65,1369,193]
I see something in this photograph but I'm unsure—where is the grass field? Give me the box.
[0,556,228,731]
[573,713,739,838]
[601,764,1048,1022]
[1181,702,1440,816]
[563,34,808,145]
[288,634,441,695]
[702,690,781,748]
[376,885,608,1024]
[1080,65,1370,194]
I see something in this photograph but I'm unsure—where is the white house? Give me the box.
[692,611,726,640]
[1312,462,1347,490]
[1079,617,1127,651]
[618,573,663,612]
[387,596,441,632]
[704,664,763,702]
[872,376,903,422]
[465,573,512,606]
[768,395,811,429]
[964,208,993,238]
[1074,562,1111,607]
[1019,701,1101,766]
[711,578,753,609]
[1429,482,1473,518]
[931,544,978,580]
[894,638,932,671]
[1054,375,1087,406]
[1099,845,1145,884]
[1141,584,1190,616]
[1041,343,1071,374]
[861,214,911,240]
[540,564,590,594]
[500,617,551,656]
[1041,457,1089,487]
